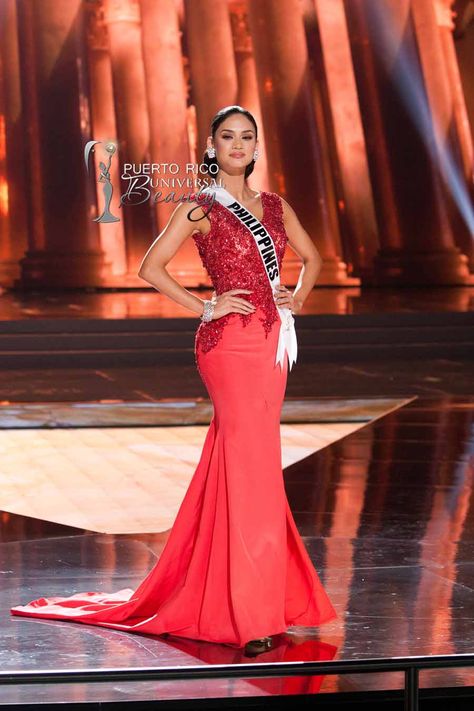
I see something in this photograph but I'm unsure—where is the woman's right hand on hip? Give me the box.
[211,289,256,319]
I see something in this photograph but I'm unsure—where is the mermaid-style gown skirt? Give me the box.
[10,307,337,648]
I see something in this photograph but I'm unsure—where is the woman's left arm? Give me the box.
[274,197,323,314]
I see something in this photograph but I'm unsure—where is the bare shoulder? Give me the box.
[266,192,297,222]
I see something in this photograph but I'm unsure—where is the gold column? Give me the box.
[247,0,352,285]
[229,2,269,192]
[103,0,154,274]
[345,0,471,285]
[435,0,474,268]
[140,0,189,231]
[139,0,205,286]
[15,0,107,288]
[184,0,238,157]
[85,1,127,282]
[301,0,361,291]
[436,0,473,179]
[411,0,473,269]
[0,0,28,287]
[313,0,379,281]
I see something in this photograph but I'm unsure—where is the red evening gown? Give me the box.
[10,190,337,648]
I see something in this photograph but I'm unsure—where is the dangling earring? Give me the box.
[207,146,216,158]
[253,148,259,161]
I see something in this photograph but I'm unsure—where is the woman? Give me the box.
[11,105,337,655]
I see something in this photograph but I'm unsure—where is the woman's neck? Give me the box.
[215,173,256,202]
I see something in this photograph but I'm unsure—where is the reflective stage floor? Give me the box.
[2,395,474,707]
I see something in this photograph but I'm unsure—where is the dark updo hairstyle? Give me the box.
[202,105,258,180]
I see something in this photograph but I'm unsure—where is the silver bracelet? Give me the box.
[200,299,215,322]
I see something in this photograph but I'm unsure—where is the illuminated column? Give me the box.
[313,0,379,280]
[229,2,269,191]
[435,0,474,268]
[103,0,154,273]
[0,45,7,284]
[0,0,28,286]
[435,0,473,179]
[300,0,355,285]
[247,0,352,285]
[15,0,107,288]
[139,0,205,286]
[411,0,473,268]
[185,0,238,156]
[140,0,189,227]
[85,1,127,280]
[345,0,471,285]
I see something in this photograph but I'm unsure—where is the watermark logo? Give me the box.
[85,139,222,223]
[84,140,120,223]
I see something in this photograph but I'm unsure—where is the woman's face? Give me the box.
[209,114,257,174]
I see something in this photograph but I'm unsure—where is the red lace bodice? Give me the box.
[190,190,288,358]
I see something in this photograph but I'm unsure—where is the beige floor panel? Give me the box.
[0,400,407,534]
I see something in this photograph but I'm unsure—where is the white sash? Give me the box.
[200,185,298,372]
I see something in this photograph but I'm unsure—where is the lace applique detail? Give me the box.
[190,191,288,359]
